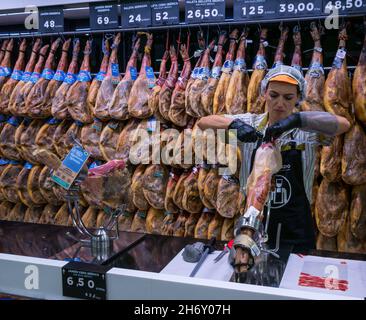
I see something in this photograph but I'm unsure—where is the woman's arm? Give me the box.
[300,111,351,136]
[197,115,233,130]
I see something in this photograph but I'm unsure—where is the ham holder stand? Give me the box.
[54,136,128,263]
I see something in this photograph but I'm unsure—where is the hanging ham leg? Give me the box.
[353,21,366,127]
[225,29,250,115]
[324,25,353,124]
[67,39,93,123]
[39,39,72,117]
[273,25,289,68]
[9,44,49,117]
[302,23,325,112]
[291,25,303,73]
[185,32,206,117]
[51,39,81,119]
[0,40,9,65]
[201,31,228,115]
[188,39,216,118]
[25,38,62,118]
[93,33,122,121]
[128,33,155,119]
[169,35,192,127]
[87,39,110,117]
[0,39,27,114]
[108,37,141,120]
[213,29,239,114]
[247,29,268,114]
[159,45,178,121]
[149,33,169,120]
[0,39,14,92]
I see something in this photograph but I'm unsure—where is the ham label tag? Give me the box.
[130,66,138,80]
[51,145,89,190]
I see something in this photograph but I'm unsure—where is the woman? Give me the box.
[198,65,351,255]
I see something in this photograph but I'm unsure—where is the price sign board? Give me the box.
[38,6,64,33]
[62,262,111,300]
[234,0,277,21]
[121,2,152,28]
[322,0,366,14]
[151,0,180,26]
[185,0,226,24]
[90,2,119,30]
[277,0,323,18]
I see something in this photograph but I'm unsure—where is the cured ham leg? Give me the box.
[159,45,178,121]
[0,39,14,92]
[26,38,62,118]
[188,39,216,118]
[108,36,140,120]
[93,33,122,120]
[149,33,169,121]
[169,34,192,127]
[0,39,27,114]
[324,25,353,124]
[8,44,49,117]
[51,39,81,119]
[213,29,239,114]
[302,23,325,112]
[67,40,93,123]
[353,21,366,127]
[40,39,72,117]
[247,29,268,114]
[87,39,110,117]
[225,29,250,115]
[234,143,282,273]
[128,33,154,119]
[201,31,227,115]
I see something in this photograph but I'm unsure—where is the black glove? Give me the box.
[264,113,302,142]
[228,119,259,143]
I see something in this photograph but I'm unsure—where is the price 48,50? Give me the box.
[325,0,364,10]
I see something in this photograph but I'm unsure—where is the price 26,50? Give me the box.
[187,8,219,20]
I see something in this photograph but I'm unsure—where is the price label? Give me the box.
[151,0,180,26]
[38,6,64,33]
[323,0,366,14]
[62,262,111,301]
[234,0,277,21]
[185,0,226,23]
[121,2,152,28]
[278,0,322,17]
[90,2,119,30]
[51,145,89,190]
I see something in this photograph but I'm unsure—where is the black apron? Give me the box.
[249,134,316,253]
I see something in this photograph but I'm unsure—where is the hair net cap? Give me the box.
[261,65,307,101]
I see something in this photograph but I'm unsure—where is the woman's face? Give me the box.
[264,81,299,123]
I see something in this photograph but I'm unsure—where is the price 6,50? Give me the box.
[67,276,95,289]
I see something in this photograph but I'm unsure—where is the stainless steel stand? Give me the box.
[64,183,126,262]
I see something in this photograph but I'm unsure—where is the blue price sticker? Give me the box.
[130,66,138,80]
[52,145,89,190]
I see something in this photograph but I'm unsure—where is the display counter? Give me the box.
[0,221,365,300]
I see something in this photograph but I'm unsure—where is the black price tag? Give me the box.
[277,0,322,18]
[90,2,119,30]
[185,0,226,24]
[151,0,180,26]
[62,262,111,300]
[38,7,64,33]
[234,0,277,21]
[121,2,152,28]
[323,0,366,14]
